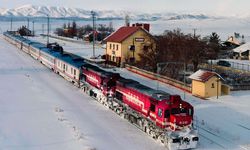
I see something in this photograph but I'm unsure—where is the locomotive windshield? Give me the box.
[165,108,192,117]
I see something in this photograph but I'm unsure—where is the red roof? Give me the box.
[104,26,141,43]
[189,70,223,82]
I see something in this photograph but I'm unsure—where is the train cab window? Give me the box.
[158,108,163,118]
[171,108,179,114]
[150,104,155,112]
[164,110,170,118]
[74,69,76,75]
[180,108,187,113]
[189,109,193,116]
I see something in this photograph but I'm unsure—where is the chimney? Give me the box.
[132,23,150,32]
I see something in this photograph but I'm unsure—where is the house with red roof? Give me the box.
[189,69,229,98]
[104,23,155,66]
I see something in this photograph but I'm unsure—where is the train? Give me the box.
[3,31,199,150]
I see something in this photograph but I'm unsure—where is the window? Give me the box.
[180,108,187,113]
[116,44,118,50]
[113,44,115,49]
[150,104,155,112]
[211,83,215,88]
[71,68,73,74]
[158,108,163,118]
[74,69,76,75]
[110,44,112,49]
[65,65,68,71]
[189,109,193,116]
[165,110,170,118]
[171,108,179,114]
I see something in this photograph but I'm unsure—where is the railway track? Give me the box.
[197,124,248,150]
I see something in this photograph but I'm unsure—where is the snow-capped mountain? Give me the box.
[0,4,213,21]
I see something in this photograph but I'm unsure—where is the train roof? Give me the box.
[30,42,46,49]
[83,64,119,78]
[40,47,62,58]
[58,52,85,68]
[117,77,170,101]
[5,32,86,69]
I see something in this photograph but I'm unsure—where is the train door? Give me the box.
[149,101,157,121]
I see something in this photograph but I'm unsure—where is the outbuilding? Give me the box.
[189,70,229,99]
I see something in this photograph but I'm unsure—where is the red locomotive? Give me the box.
[81,67,199,150]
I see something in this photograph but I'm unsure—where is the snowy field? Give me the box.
[30,35,105,59]
[0,36,167,150]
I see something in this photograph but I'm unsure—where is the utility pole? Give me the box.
[42,24,45,35]
[183,61,186,100]
[47,15,50,46]
[10,17,13,31]
[32,21,35,36]
[91,11,96,58]
[27,18,30,29]
[193,28,197,38]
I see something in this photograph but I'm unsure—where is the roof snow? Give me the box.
[189,69,223,82]
[233,42,250,53]
[226,36,240,46]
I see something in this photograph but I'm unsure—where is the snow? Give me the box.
[31,35,105,59]
[0,35,166,150]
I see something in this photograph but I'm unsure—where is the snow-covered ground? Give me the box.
[31,35,104,59]
[11,34,250,149]
[0,36,168,150]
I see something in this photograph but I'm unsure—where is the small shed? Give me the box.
[189,70,229,99]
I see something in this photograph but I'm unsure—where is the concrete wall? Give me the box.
[125,64,191,93]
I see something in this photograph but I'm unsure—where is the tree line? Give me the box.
[137,29,221,79]
[55,21,114,41]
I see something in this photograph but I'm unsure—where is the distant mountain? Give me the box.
[0,4,214,21]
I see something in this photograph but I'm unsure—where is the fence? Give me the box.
[200,63,250,76]
[125,64,192,93]
[230,61,250,72]
[200,63,250,91]
[230,85,250,91]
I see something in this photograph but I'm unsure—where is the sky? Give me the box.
[0,0,249,15]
